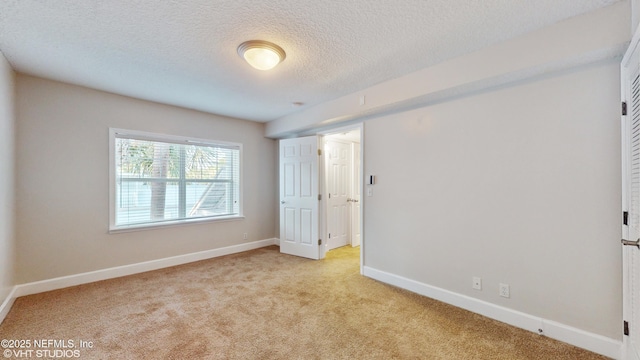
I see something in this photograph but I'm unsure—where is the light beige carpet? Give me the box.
[0,246,608,359]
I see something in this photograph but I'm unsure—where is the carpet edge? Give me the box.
[11,238,277,299]
[362,265,622,359]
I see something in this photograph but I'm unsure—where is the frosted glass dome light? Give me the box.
[238,40,286,71]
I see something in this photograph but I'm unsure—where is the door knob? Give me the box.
[280,200,285,204]
[621,238,640,249]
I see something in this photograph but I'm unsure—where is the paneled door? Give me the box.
[325,139,351,250]
[279,136,323,260]
[622,24,640,360]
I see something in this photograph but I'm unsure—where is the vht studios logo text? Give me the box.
[4,349,80,358]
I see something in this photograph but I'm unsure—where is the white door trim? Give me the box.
[350,141,362,247]
[621,22,640,360]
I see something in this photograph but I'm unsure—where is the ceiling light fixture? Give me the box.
[237,40,286,71]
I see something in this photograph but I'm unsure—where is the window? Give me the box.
[109,129,242,231]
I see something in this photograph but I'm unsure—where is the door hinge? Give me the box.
[318,149,322,156]
[624,320,630,336]
[318,239,322,245]
[328,233,331,239]
[624,211,629,226]
[318,194,322,201]
[623,102,628,116]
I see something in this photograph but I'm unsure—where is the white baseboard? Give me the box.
[13,238,277,299]
[0,286,17,325]
[363,266,622,360]
[0,239,277,325]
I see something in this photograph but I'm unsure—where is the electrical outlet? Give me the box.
[243,233,248,240]
[472,277,482,290]
[499,283,510,298]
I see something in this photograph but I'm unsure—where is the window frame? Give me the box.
[109,128,244,233]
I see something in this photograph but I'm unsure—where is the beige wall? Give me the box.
[0,52,15,301]
[363,60,621,339]
[15,75,277,283]
[634,0,640,32]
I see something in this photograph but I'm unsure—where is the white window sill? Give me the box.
[109,215,245,234]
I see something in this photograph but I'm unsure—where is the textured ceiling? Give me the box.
[0,0,622,122]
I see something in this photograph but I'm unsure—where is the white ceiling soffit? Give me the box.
[0,0,623,122]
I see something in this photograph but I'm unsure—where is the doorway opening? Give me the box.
[322,126,362,257]
[277,124,364,272]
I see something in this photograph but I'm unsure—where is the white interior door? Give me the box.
[325,139,351,250]
[351,142,361,247]
[279,136,323,260]
[622,24,640,360]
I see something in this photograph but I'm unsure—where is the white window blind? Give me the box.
[110,129,241,230]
